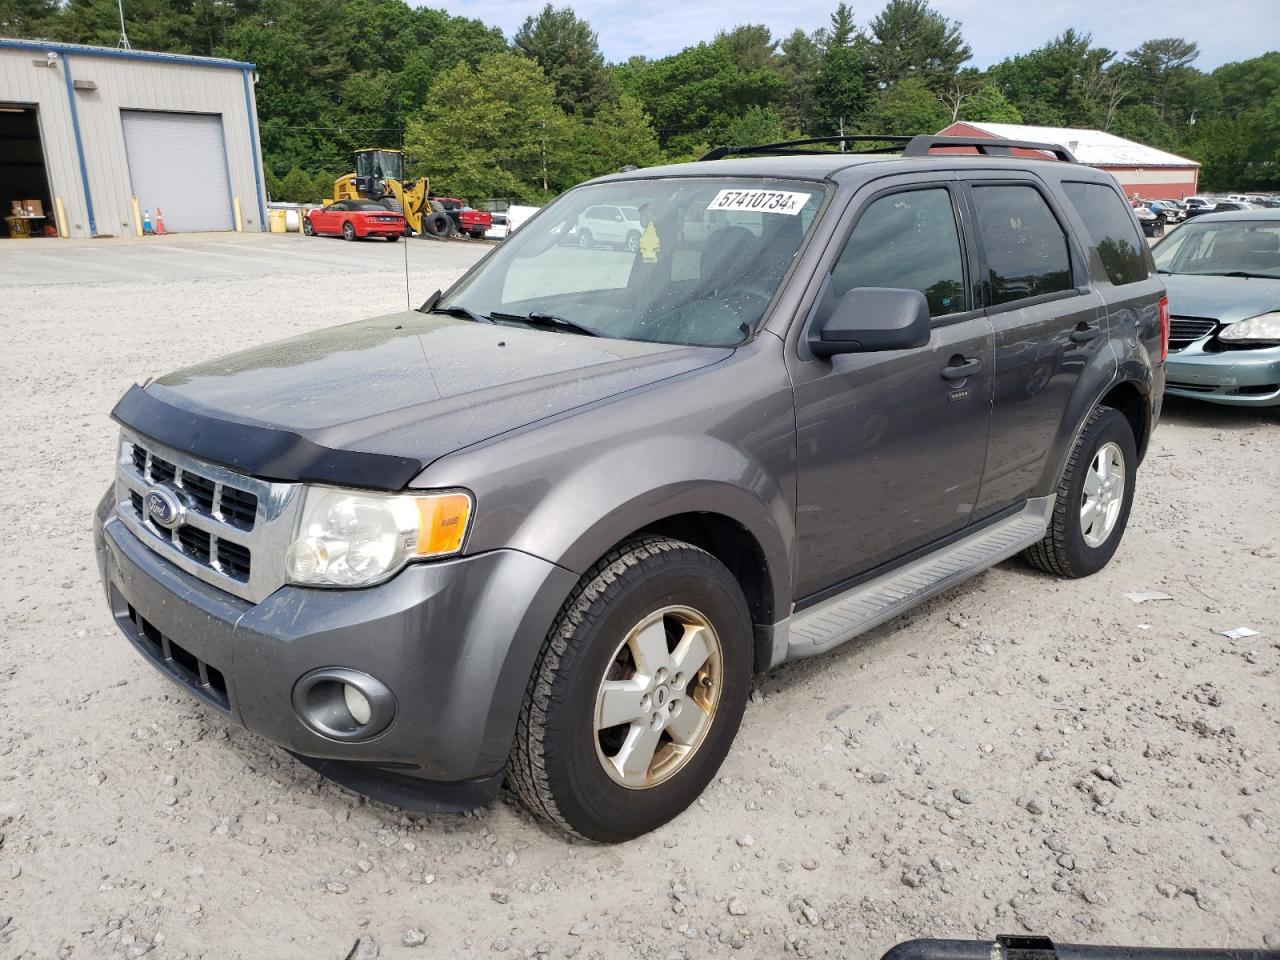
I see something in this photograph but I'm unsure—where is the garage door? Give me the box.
[122,111,234,233]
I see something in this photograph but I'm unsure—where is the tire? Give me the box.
[424,212,450,238]
[625,231,640,253]
[509,537,752,842]
[1154,222,1165,238]
[387,234,400,242]
[381,197,403,214]
[342,221,356,242]
[578,228,593,249]
[1023,406,1138,578]
[302,217,315,237]
[469,229,486,240]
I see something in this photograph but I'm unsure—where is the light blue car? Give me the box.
[1153,209,1280,406]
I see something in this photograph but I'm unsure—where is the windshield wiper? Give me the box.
[429,303,494,324]
[1197,270,1279,279]
[489,311,600,337]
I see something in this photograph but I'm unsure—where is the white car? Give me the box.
[575,204,644,252]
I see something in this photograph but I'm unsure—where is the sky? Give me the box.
[439,0,1280,71]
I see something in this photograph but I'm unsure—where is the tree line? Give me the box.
[5,0,1277,200]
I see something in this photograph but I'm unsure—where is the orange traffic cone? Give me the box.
[155,208,166,235]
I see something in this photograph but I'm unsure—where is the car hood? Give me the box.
[1162,273,1280,323]
[125,312,730,486]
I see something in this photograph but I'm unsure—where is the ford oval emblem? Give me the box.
[145,485,184,529]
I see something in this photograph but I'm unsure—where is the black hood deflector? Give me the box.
[111,384,423,490]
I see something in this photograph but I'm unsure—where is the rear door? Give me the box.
[788,175,995,599]
[961,175,1105,518]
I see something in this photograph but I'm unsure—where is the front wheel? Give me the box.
[625,231,640,253]
[1023,405,1137,578]
[509,537,752,842]
[578,228,593,249]
[302,217,315,237]
[342,221,356,242]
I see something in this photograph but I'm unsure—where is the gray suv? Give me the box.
[94,135,1168,842]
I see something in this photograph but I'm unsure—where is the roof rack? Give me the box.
[699,134,1078,164]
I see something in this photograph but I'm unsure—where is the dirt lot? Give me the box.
[1,234,1277,960]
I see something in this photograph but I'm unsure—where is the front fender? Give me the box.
[414,342,799,619]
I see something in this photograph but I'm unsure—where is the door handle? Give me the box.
[1070,324,1100,343]
[941,357,982,380]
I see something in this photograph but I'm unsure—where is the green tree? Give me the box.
[617,41,783,154]
[405,53,571,202]
[778,28,824,132]
[812,44,871,136]
[1110,103,1175,149]
[987,30,1108,127]
[574,94,664,174]
[512,4,613,116]
[826,2,858,49]
[1126,37,1198,121]
[716,24,779,73]
[723,105,787,145]
[863,76,947,134]
[959,81,1022,123]
[276,166,320,202]
[0,0,62,36]
[864,0,970,92]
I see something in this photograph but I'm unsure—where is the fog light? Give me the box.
[291,668,396,741]
[343,683,372,725]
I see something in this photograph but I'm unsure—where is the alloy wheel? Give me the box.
[593,606,722,789]
[1080,441,1125,548]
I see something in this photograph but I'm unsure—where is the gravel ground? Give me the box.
[1,234,1277,960]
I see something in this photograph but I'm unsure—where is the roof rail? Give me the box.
[903,136,1078,163]
[699,134,1078,164]
[699,136,913,161]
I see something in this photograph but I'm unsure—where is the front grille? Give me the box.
[121,597,230,711]
[114,430,301,603]
[1169,316,1217,352]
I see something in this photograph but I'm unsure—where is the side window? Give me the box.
[1061,181,1149,285]
[830,187,967,317]
[327,201,345,211]
[583,206,601,220]
[970,185,1072,305]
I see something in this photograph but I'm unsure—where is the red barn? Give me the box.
[936,121,1200,201]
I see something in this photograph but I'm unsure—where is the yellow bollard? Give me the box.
[55,196,68,238]
[268,209,287,233]
[131,196,143,237]
[233,196,243,232]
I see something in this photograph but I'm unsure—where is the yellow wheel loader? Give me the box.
[332,149,451,238]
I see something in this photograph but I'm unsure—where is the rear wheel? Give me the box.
[1023,406,1137,578]
[387,234,400,242]
[302,217,315,237]
[342,221,356,242]
[469,229,486,239]
[509,537,752,842]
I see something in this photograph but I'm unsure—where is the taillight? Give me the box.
[1158,295,1170,362]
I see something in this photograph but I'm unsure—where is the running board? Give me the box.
[781,496,1054,662]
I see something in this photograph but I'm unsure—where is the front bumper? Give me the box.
[94,492,578,809]
[1165,341,1280,406]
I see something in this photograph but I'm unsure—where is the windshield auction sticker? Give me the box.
[706,189,810,215]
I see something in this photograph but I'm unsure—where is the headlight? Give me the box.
[286,487,472,587]
[1218,311,1280,343]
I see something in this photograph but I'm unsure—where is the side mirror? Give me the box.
[809,287,932,358]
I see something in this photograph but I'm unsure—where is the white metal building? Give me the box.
[0,38,267,238]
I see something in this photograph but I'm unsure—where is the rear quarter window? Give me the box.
[1061,182,1149,286]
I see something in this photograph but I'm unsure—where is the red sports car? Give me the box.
[304,200,405,241]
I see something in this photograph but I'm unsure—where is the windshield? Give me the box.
[439,177,827,347]
[1153,220,1280,277]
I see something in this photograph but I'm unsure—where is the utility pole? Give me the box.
[540,120,549,195]
[116,0,132,49]
[838,117,845,151]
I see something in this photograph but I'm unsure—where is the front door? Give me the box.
[788,177,994,600]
